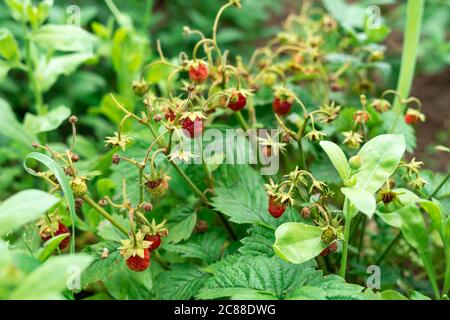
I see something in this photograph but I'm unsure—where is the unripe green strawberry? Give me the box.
[321,226,336,244]
[349,155,361,170]
[132,79,150,96]
[71,178,87,197]
[146,178,168,198]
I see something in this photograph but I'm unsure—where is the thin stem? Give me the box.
[171,162,209,204]
[356,215,367,262]
[429,171,449,199]
[82,195,128,235]
[339,199,352,279]
[212,2,233,46]
[376,232,402,265]
[390,0,424,132]
[234,111,249,131]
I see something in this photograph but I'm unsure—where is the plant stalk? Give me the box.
[82,195,128,235]
[390,0,424,132]
[339,199,352,278]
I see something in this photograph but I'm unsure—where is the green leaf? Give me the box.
[5,0,29,21]
[36,53,95,92]
[341,187,376,218]
[0,98,37,150]
[0,28,20,61]
[382,111,416,152]
[23,106,71,134]
[103,260,153,300]
[212,165,296,228]
[164,229,226,264]
[31,24,97,52]
[273,222,325,264]
[166,205,197,244]
[37,233,70,262]
[239,225,275,257]
[81,242,122,289]
[377,205,439,298]
[381,289,408,300]
[24,152,77,253]
[354,134,406,194]
[154,265,208,300]
[0,190,59,236]
[197,255,319,300]
[320,140,349,181]
[9,254,93,299]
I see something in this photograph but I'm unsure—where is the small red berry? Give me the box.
[189,62,208,84]
[126,248,150,272]
[268,195,287,218]
[404,113,418,125]
[40,222,71,250]
[182,116,204,138]
[404,108,425,125]
[145,234,161,251]
[227,92,247,111]
[272,97,293,116]
[320,242,338,256]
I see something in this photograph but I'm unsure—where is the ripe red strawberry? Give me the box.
[126,248,150,272]
[181,112,205,138]
[189,61,208,84]
[320,242,338,256]
[40,222,71,250]
[145,234,161,251]
[227,92,247,111]
[404,108,425,125]
[268,195,287,218]
[273,97,293,116]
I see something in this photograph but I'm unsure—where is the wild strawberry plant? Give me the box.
[0,0,448,300]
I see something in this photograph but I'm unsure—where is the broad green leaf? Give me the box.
[320,140,349,181]
[103,260,153,300]
[238,225,275,257]
[154,265,209,300]
[5,0,29,21]
[164,230,226,264]
[24,153,76,252]
[273,222,325,264]
[0,60,10,81]
[341,187,376,218]
[36,53,95,92]
[212,165,298,228]
[0,28,20,61]
[354,134,406,194]
[31,24,97,52]
[0,98,37,149]
[409,290,431,300]
[382,111,416,152]
[377,205,439,298]
[381,290,408,300]
[166,205,197,244]
[9,255,93,299]
[23,105,71,134]
[37,233,70,262]
[81,242,122,289]
[197,255,318,300]
[0,190,59,236]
